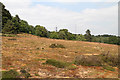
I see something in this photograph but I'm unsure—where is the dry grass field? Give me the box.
[2,33,119,78]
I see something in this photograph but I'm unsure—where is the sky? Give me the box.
[1,0,119,35]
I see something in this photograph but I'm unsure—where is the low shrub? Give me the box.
[74,52,118,69]
[100,52,118,67]
[102,65,115,71]
[36,47,40,50]
[66,65,77,70]
[20,69,31,78]
[42,47,44,49]
[45,59,69,68]
[49,43,65,48]
[35,73,39,76]
[20,69,27,73]
[36,58,45,61]
[74,55,103,66]
[8,38,17,40]
[2,69,20,78]
[45,59,73,68]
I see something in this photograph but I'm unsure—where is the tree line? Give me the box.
[1,2,120,45]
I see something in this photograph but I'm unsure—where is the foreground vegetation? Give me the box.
[2,69,31,78]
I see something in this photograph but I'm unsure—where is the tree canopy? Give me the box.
[35,25,48,37]
[85,29,92,42]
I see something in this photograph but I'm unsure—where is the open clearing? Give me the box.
[2,33,118,78]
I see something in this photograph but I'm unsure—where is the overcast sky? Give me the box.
[1,0,119,35]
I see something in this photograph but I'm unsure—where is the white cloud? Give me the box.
[1,0,118,35]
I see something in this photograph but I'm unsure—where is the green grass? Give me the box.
[36,58,46,61]
[45,59,69,68]
[2,34,17,37]
[66,65,77,70]
[49,43,65,48]
[2,70,19,78]
[45,59,76,69]
[102,65,115,71]
[2,69,31,79]
[35,73,39,76]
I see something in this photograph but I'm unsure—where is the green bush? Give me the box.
[45,59,72,68]
[2,69,19,78]
[49,43,65,48]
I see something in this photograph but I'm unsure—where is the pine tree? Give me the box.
[85,29,92,42]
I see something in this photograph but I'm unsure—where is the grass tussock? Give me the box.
[49,43,65,48]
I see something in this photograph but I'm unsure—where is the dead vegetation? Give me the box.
[74,52,118,71]
[2,33,119,78]
[74,55,103,66]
